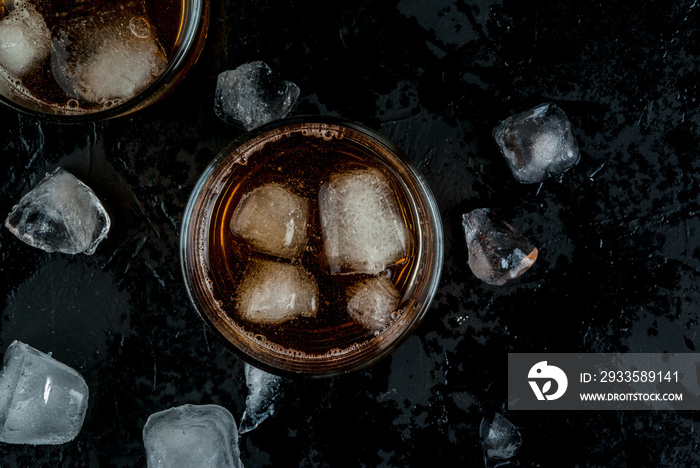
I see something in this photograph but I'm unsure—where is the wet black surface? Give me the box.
[1,0,699,466]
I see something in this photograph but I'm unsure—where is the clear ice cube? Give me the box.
[493,103,580,184]
[51,8,167,105]
[0,2,51,77]
[462,208,537,286]
[480,413,522,460]
[319,168,409,275]
[237,260,319,324]
[0,340,89,445]
[346,275,400,333]
[214,61,300,130]
[240,363,283,434]
[143,404,243,468]
[5,167,111,255]
[230,183,310,260]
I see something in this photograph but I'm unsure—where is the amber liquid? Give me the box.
[2,0,183,111]
[208,131,420,357]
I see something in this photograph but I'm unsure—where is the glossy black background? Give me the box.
[1,0,699,466]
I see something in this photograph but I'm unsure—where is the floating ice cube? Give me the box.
[480,413,522,460]
[346,275,400,333]
[5,168,111,255]
[230,183,310,260]
[462,208,537,286]
[214,61,300,130]
[493,103,580,184]
[240,363,283,434]
[237,260,319,324]
[319,168,409,275]
[51,8,167,105]
[143,404,243,468]
[0,2,51,77]
[0,340,89,445]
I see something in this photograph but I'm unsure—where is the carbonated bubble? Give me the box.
[129,16,150,38]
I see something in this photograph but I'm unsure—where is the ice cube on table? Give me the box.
[5,168,111,255]
[319,168,409,275]
[462,208,537,286]
[0,2,51,77]
[143,404,243,468]
[480,413,522,460]
[346,275,400,333]
[51,8,167,105]
[230,183,310,260]
[0,340,88,445]
[214,61,300,130]
[240,363,283,434]
[237,260,319,324]
[493,102,580,184]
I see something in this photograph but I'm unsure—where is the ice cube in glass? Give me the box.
[319,168,409,275]
[237,260,319,325]
[0,3,51,78]
[50,7,168,105]
[230,183,309,260]
[346,275,400,333]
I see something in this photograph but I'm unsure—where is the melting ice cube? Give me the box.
[480,413,522,460]
[493,103,580,184]
[347,275,400,333]
[230,183,310,260]
[240,363,283,434]
[319,168,409,275]
[5,167,111,255]
[0,2,51,77]
[143,404,243,468]
[51,8,167,105]
[214,61,300,130]
[462,208,537,286]
[0,340,89,445]
[237,260,319,324]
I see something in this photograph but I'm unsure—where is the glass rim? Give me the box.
[0,0,210,123]
[180,115,444,378]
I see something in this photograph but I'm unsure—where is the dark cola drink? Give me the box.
[182,119,443,375]
[0,0,199,115]
[209,128,420,354]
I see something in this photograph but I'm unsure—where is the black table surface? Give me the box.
[1,0,699,466]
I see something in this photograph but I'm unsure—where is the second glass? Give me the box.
[0,0,209,121]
